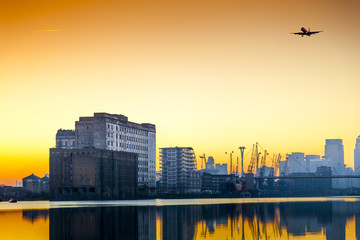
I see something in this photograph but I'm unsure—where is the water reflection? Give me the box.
[1,199,360,239]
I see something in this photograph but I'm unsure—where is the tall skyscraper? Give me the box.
[159,147,197,193]
[325,139,345,175]
[354,136,360,174]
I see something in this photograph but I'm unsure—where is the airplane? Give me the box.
[291,27,323,37]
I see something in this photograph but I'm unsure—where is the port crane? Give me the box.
[247,143,259,174]
[259,150,268,177]
[199,153,207,169]
[269,154,281,177]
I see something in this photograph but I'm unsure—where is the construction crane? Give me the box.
[248,144,257,174]
[236,156,239,175]
[225,151,234,177]
[199,154,206,169]
[269,154,281,177]
[259,150,268,177]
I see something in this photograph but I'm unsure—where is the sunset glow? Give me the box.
[1,0,360,185]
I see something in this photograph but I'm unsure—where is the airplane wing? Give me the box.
[308,31,323,35]
[291,32,303,35]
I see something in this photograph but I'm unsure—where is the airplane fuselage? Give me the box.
[292,27,322,37]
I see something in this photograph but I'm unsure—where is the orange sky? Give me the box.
[1,0,360,185]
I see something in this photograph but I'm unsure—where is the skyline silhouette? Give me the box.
[1,0,360,185]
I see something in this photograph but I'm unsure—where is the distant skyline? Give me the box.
[1,0,360,185]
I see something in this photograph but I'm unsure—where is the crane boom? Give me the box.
[199,154,206,169]
[247,144,257,173]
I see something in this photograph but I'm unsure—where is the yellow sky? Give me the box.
[1,0,360,185]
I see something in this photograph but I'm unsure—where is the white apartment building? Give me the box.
[74,113,156,188]
[159,147,197,193]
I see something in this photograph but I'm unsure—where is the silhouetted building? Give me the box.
[189,170,201,193]
[325,139,345,174]
[41,174,50,193]
[287,167,331,194]
[355,136,360,174]
[205,156,215,171]
[215,163,228,174]
[316,166,332,193]
[50,148,138,199]
[325,139,345,189]
[200,173,230,193]
[22,173,49,194]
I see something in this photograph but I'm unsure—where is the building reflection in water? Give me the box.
[3,200,360,239]
[22,210,49,223]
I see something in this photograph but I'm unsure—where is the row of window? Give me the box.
[107,123,148,136]
[107,141,149,152]
[107,132,149,144]
[57,140,75,147]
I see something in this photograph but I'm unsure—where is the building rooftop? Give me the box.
[77,112,156,131]
[23,174,41,180]
[56,129,75,136]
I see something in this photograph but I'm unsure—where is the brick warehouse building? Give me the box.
[50,148,138,199]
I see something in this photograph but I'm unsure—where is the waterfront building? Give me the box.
[325,139,345,189]
[280,152,306,175]
[315,166,332,192]
[189,170,201,193]
[205,156,215,171]
[22,174,41,193]
[159,147,197,193]
[56,113,156,188]
[288,152,306,173]
[41,174,50,193]
[287,166,332,195]
[305,155,320,172]
[355,136,360,174]
[200,173,230,193]
[258,165,273,176]
[215,163,228,175]
[22,173,49,193]
[49,148,138,199]
[202,157,229,175]
[305,155,333,173]
[56,129,75,149]
[325,139,345,174]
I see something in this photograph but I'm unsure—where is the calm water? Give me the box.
[1,197,360,239]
